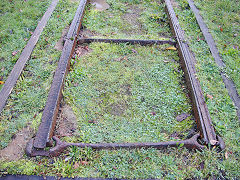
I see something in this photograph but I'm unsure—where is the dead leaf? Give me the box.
[12,50,18,56]
[166,46,177,51]
[81,161,88,165]
[88,120,96,123]
[210,139,218,145]
[207,94,213,100]
[225,152,228,159]
[151,111,156,116]
[176,113,190,122]
[33,114,37,118]
[0,81,4,85]
[74,162,80,169]
[132,49,138,53]
[84,46,89,51]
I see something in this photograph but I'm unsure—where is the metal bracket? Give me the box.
[26,133,209,157]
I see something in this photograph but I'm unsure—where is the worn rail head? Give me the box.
[164,0,222,146]
[33,0,88,149]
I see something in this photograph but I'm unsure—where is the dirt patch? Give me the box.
[120,84,132,95]
[0,127,32,161]
[79,29,101,38]
[108,101,128,116]
[74,45,92,57]
[0,57,4,62]
[122,6,145,35]
[90,0,110,11]
[55,105,77,137]
[55,25,69,51]
[176,113,190,122]
[170,0,180,8]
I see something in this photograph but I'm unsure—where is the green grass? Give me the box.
[0,0,240,179]
[63,42,193,143]
[82,0,172,39]
[0,0,51,87]
[190,0,240,94]
[0,0,78,148]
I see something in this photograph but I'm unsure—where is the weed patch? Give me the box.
[63,43,193,143]
[0,0,78,149]
[190,0,240,94]
[0,0,51,88]
[81,0,172,39]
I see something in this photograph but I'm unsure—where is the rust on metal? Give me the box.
[77,38,176,46]
[27,134,205,157]
[188,0,240,121]
[33,0,88,149]
[26,0,225,156]
[0,0,59,114]
[164,0,221,146]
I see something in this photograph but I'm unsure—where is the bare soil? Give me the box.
[170,0,180,8]
[122,6,145,35]
[108,101,128,116]
[0,127,32,161]
[55,105,77,137]
[90,0,110,11]
[54,25,69,51]
[79,29,101,38]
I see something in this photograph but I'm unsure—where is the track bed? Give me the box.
[61,42,193,143]
[2,0,238,179]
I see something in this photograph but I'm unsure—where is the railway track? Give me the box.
[0,0,227,159]
[26,0,225,157]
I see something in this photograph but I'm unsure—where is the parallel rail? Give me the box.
[0,0,59,114]
[26,0,225,156]
[33,0,88,149]
[188,0,240,121]
[0,0,225,157]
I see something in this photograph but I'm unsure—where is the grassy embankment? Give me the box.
[0,0,78,148]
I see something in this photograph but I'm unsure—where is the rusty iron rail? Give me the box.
[0,0,59,114]
[27,134,207,157]
[77,38,176,46]
[33,0,88,149]
[188,0,240,121]
[27,0,225,157]
[164,0,224,146]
